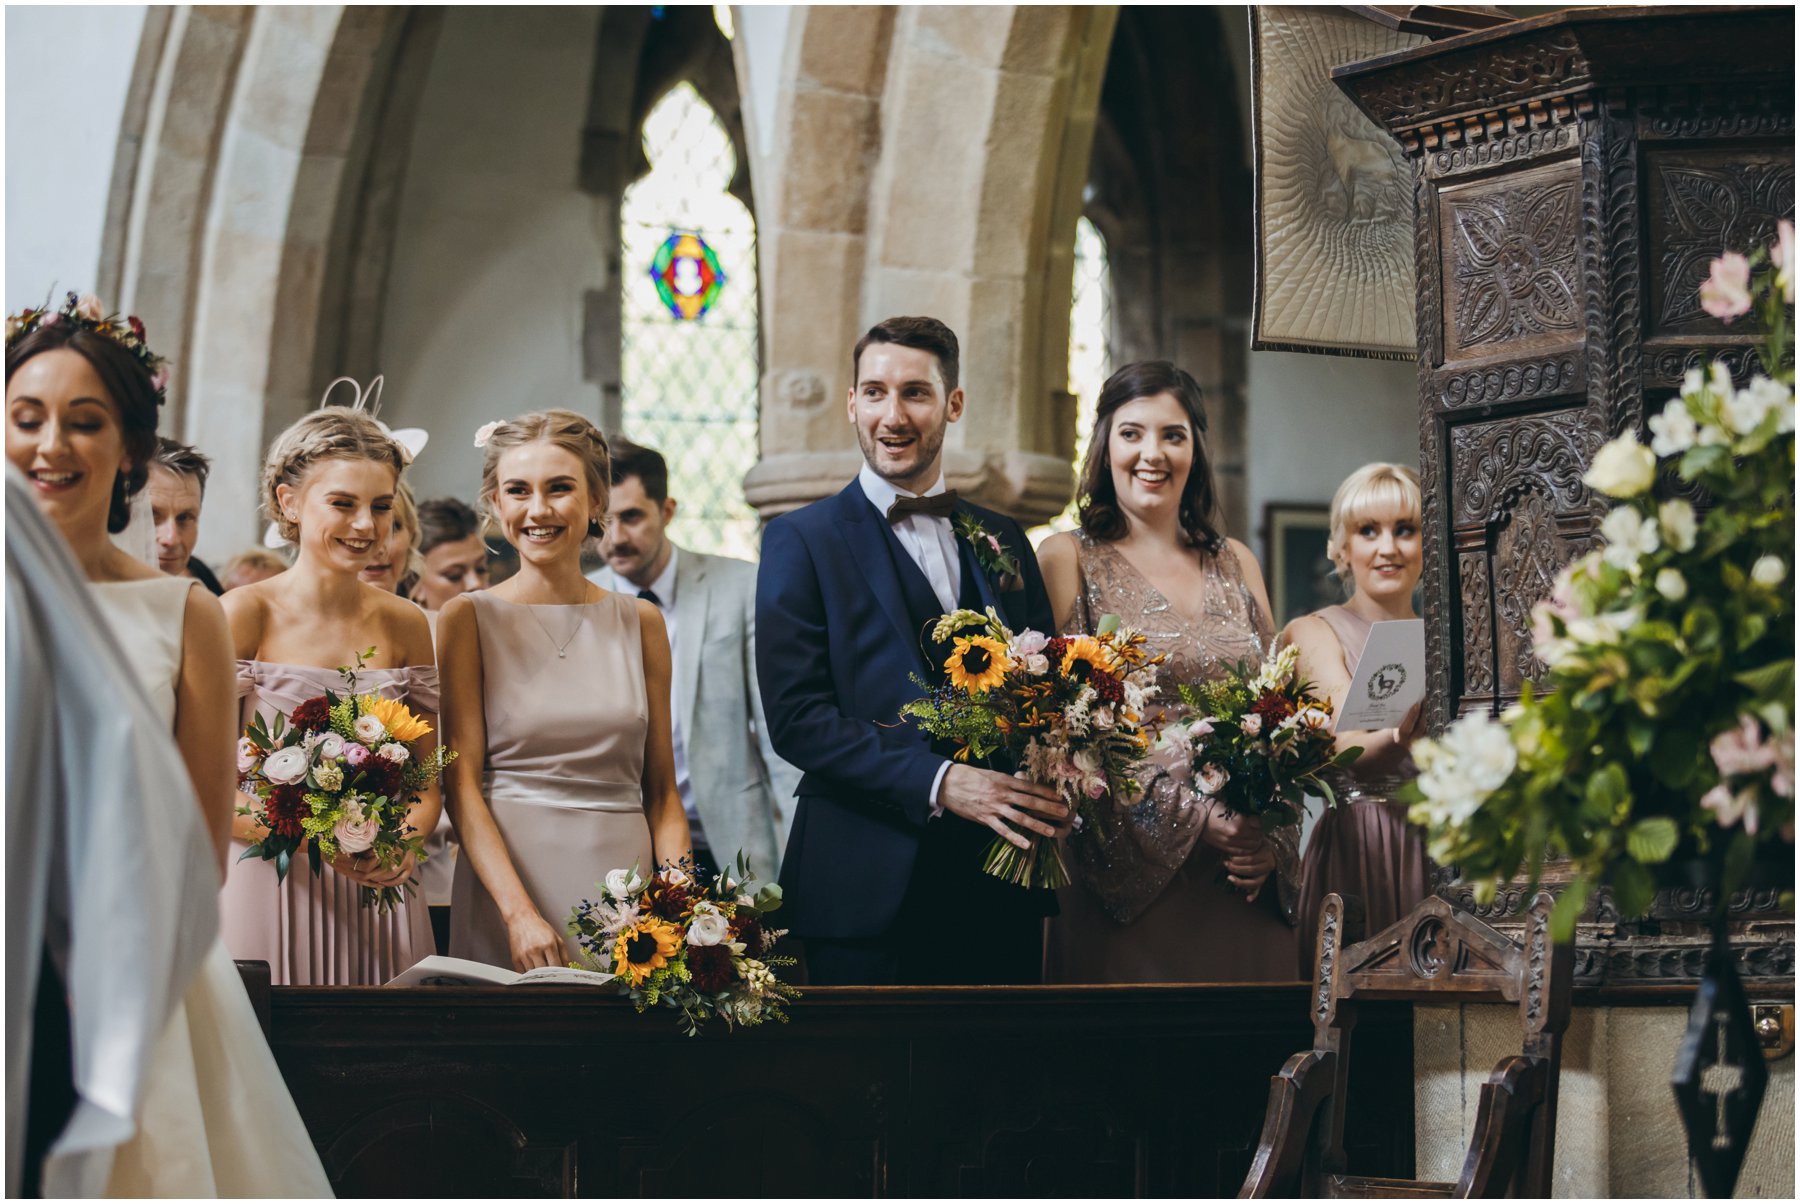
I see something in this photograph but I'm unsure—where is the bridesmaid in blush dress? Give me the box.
[1280,463,1433,973]
[440,411,691,971]
[221,403,443,985]
[1039,362,1300,984]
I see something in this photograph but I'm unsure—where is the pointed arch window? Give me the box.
[621,82,760,559]
[1036,215,1115,540]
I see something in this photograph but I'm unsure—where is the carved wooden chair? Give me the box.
[1241,891,1572,1198]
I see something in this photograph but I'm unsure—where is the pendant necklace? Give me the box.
[527,593,588,658]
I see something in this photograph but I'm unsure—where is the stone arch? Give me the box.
[108,5,415,551]
[747,4,1117,525]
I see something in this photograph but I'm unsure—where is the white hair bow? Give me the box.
[262,374,429,549]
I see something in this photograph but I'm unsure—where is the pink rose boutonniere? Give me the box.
[952,511,1024,592]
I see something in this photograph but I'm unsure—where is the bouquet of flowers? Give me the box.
[1401,231,1794,939]
[1176,643,1363,829]
[900,607,1165,889]
[568,855,798,1035]
[237,649,455,911]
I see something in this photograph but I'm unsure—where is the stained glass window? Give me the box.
[1032,215,1114,544]
[621,82,760,560]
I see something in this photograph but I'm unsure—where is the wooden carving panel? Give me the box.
[1438,158,1583,362]
[1646,147,1795,337]
[1448,409,1600,707]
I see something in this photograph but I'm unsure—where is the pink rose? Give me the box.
[1085,779,1108,799]
[1197,763,1229,795]
[1774,220,1795,304]
[1189,717,1215,740]
[1711,714,1776,778]
[344,743,372,768]
[236,737,260,774]
[74,293,105,322]
[1010,630,1048,657]
[150,366,170,393]
[41,313,63,328]
[1699,252,1753,322]
[1241,714,1263,737]
[334,813,378,854]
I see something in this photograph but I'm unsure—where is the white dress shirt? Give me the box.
[856,464,959,815]
[634,550,699,845]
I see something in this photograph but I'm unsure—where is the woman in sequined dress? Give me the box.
[1039,361,1300,983]
[1279,463,1432,974]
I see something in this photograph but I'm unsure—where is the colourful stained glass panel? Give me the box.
[649,231,727,321]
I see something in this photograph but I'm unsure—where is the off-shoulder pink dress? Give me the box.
[221,660,438,985]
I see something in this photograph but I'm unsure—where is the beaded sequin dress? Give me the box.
[1044,534,1301,984]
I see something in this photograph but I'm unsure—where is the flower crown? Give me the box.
[6,291,170,401]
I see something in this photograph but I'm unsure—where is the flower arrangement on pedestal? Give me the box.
[1403,227,1795,939]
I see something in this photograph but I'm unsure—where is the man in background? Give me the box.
[587,436,801,880]
[148,438,223,594]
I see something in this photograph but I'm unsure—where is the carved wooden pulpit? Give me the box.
[1334,3,1795,991]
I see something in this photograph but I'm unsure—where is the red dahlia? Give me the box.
[265,784,309,838]
[1090,669,1124,705]
[728,912,762,949]
[289,696,331,733]
[687,944,735,993]
[1249,692,1296,726]
[643,875,697,921]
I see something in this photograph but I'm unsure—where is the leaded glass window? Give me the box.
[1033,215,1114,543]
[620,82,760,560]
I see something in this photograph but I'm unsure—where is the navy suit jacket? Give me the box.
[755,480,1055,939]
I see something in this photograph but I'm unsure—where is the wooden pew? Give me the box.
[243,978,1414,1197]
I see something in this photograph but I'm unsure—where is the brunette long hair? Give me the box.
[1075,360,1223,553]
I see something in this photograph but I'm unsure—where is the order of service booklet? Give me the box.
[385,955,617,988]
[1335,618,1425,730]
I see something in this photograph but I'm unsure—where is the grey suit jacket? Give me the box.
[590,547,801,876]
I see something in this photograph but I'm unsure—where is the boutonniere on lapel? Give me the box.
[953,512,1024,593]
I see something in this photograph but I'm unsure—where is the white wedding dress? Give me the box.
[88,576,332,1198]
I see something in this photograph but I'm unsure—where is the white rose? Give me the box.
[1724,376,1791,436]
[1443,713,1517,794]
[1583,434,1656,498]
[317,732,347,761]
[604,867,643,898]
[1648,398,1699,457]
[1655,568,1688,602]
[686,909,730,947]
[353,714,386,743]
[1752,555,1787,587]
[1196,763,1229,795]
[1600,507,1659,571]
[377,742,409,764]
[262,746,310,785]
[1241,713,1263,737]
[334,813,378,854]
[236,737,261,774]
[1025,654,1050,676]
[1658,499,1698,553]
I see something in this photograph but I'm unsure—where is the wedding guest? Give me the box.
[219,547,287,591]
[1039,360,1298,983]
[588,435,802,878]
[221,401,443,984]
[5,294,329,1193]
[413,496,492,610]
[359,478,425,598]
[147,437,224,593]
[440,410,691,971]
[757,316,1068,986]
[1281,462,1432,972]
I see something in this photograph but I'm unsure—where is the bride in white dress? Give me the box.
[5,301,331,1196]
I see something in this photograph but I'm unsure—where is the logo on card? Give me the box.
[1367,663,1407,702]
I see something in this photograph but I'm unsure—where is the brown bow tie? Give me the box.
[886,491,958,522]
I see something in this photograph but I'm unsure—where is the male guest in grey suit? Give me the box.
[587,437,801,880]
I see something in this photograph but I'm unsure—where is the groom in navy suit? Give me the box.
[756,316,1069,986]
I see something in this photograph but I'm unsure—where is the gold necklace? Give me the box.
[524,589,591,658]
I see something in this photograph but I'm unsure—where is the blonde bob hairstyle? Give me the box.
[1326,462,1422,581]
[476,409,611,539]
[261,406,409,544]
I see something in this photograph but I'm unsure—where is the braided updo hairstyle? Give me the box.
[477,410,611,539]
[261,406,408,543]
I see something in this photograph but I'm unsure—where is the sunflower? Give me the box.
[357,694,432,742]
[1058,635,1119,682]
[946,634,1012,695]
[612,916,682,986]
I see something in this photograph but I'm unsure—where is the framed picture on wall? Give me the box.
[1262,502,1340,628]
